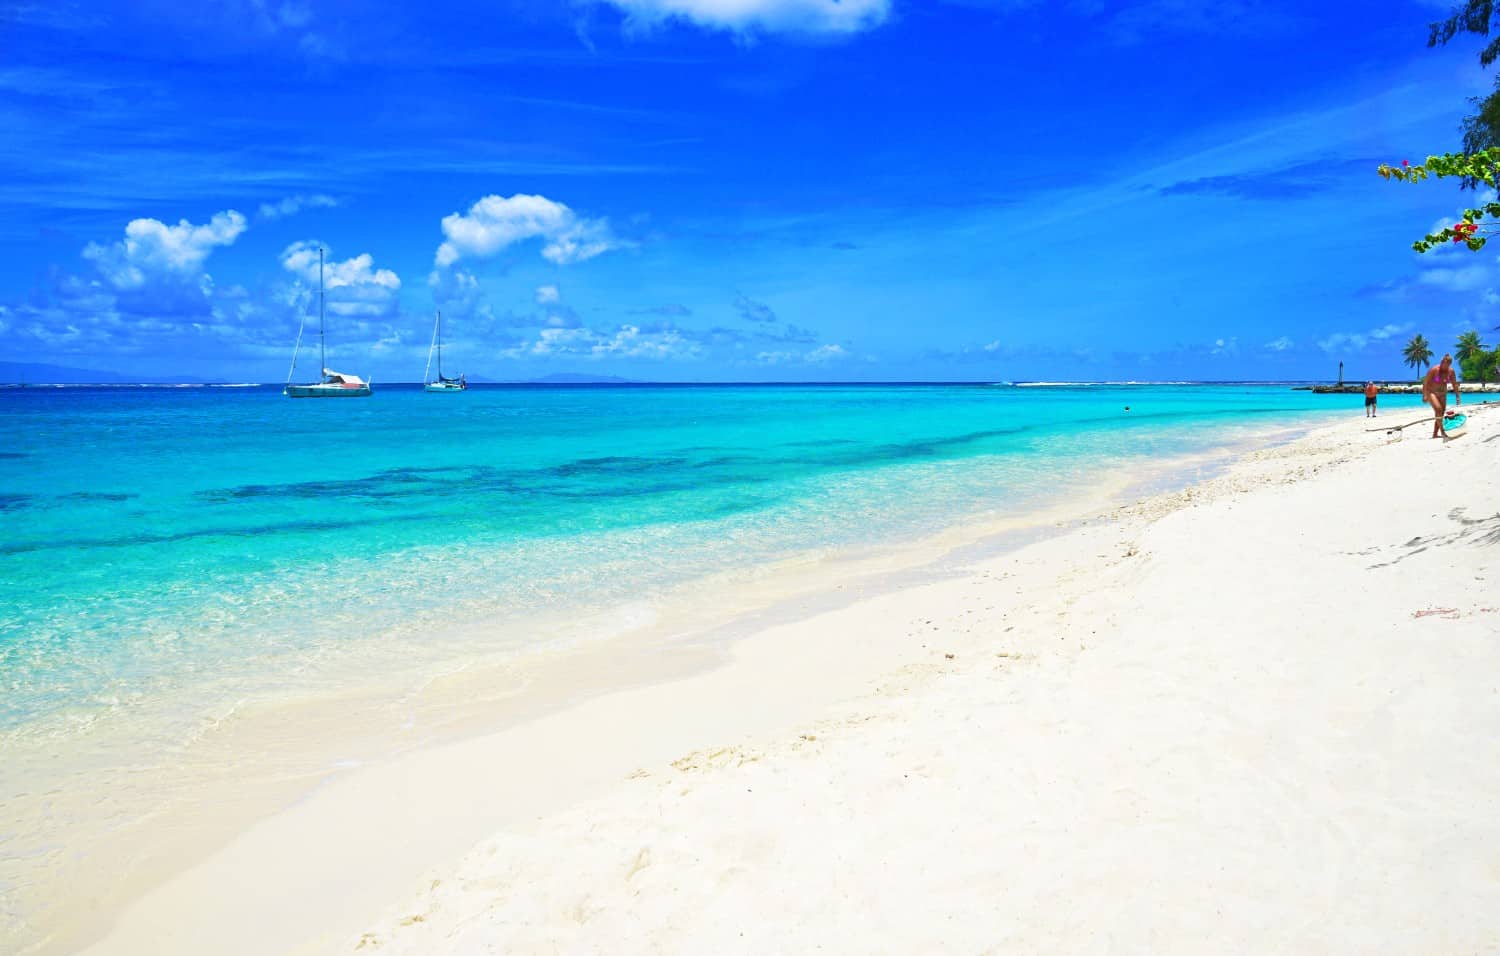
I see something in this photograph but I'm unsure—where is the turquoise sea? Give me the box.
[0,383,1406,744]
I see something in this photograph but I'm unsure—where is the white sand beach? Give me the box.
[78,407,1500,954]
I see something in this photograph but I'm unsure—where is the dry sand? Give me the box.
[84,408,1500,954]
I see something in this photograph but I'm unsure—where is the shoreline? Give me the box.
[336,402,1498,953]
[8,405,1428,954]
[0,414,1344,948]
[20,411,1354,955]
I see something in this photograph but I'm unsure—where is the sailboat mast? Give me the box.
[436,310,442,378]
[318,246,326,376]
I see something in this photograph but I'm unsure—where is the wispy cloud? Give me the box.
[0,3,108,32]
[590,0,890,35]
[1416,264,1494,292]
[1105,0,1295,46]
[757,343,847,364]
[257,194,339,221]
[734,292,777,324]
[630,302,693,317]
[503,322,701,359]
[1158,159,1375,201]
[1317,322,1412,355]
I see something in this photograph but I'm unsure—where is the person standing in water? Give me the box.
[1422,354,1462,438]
[1363,380,1378,418]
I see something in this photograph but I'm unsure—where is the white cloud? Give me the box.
[83,210,247,289]
[1210,336,1238,355]
[1264,336,1293,352]
[257,194,339,221]
[593,323,696,358]
[435,194,623,267]
[1417,265,1492,292]
[280,241,401,317]
[503,322,699,359]
[1316,322,1413,355]
[535,284,561,305]
[757,343,848,364]
[596,0,890,34]
[428,267,480,310]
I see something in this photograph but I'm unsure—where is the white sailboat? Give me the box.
[285,246,373,398]
[423,310,466,393]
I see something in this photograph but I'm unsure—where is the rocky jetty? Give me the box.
[1304,382,1500,394]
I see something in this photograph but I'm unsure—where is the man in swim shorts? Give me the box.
[1422,353,1462,438]
[1363,381,1378,418]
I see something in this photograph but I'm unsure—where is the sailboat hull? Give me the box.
[424,382,466,393]
[285,383,373,398]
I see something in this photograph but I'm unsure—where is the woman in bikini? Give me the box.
[1422,353,1462,438]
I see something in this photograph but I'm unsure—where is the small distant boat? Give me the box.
[423,310,466,394]
[285,246,373,399]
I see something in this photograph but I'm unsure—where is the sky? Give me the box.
[0,0,1497,383]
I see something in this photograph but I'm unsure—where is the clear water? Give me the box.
[0,382,1395,742]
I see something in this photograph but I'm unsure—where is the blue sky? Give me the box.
[0,0,1496,382]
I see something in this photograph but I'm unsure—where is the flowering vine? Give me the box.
[1378,146,1500,251]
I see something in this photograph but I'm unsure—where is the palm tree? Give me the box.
[1402,333,1433,379]
[1455,330,1489,383]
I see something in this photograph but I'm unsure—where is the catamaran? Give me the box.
[423,309,466,393]
[284,246,373,398]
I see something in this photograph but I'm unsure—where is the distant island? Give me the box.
[519,373,637,385]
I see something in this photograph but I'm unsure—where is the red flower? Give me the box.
[1402,160,1410,167]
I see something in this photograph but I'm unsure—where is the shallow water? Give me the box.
[0,382,1411,744]
[2,381,1427,951]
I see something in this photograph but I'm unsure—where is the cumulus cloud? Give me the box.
[280,241,401,318]
[257,194,339,221]
[503,322,700,360]
[427,267,488,320]
[593,0,890,34]
[435,194,623,267]
[82,210,247,289]
[535,284,561,305]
